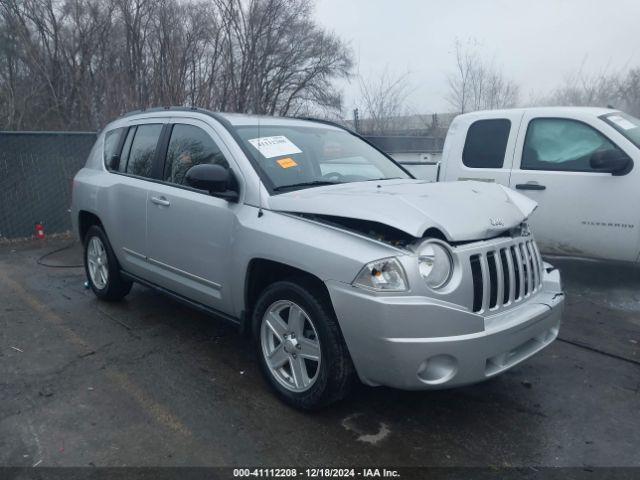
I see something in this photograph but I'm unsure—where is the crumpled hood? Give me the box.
[268,179,537,241]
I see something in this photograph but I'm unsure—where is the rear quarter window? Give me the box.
[462,119,511,169]
[103,128,125,170]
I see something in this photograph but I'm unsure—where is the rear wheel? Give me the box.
[253,279,355,410]
[84,225,132,301]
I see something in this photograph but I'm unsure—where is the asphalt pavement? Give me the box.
[1,239,638,467]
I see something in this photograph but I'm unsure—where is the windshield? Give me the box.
[601,112,640,149]
[233,124,411,192]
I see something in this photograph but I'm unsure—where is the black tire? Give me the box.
[253,278,355,410]
[84,225,132,301]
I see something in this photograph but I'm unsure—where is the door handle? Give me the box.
[150,196,171,206]
[515,183,546,191]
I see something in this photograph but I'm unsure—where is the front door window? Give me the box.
[522,118,624,172]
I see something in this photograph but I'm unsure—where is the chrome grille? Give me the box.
[470,239,543,313]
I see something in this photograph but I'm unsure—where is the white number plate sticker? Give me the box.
[248,136,302,158]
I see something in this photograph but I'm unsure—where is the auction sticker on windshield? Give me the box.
[276,157,298,169]
[248,136,302,158]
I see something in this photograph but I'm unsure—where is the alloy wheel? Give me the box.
[260,300,322,392]
[87,236,109,289]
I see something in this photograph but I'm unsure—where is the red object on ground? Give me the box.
[35,223,45,240]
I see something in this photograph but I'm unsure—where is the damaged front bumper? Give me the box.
[326,266,564,389]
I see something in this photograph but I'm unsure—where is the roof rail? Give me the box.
[119,105,206,118]
[293,116,355,133]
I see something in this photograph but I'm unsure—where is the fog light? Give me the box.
[417,354,458,385]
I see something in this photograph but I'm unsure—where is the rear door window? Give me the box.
[462,119,511,168]
[126,124,163,178]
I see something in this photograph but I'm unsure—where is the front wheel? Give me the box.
[253,279,355,410]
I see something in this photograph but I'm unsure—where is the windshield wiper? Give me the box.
[273,180,341,191]
[363,177,402,182]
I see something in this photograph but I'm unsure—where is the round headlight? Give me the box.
[418,241,453,289]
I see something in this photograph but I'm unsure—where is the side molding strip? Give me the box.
[147,257,222,291]
[122,247,222,291]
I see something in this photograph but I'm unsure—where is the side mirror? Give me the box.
[590,149,632,175]
[185,164,238,201]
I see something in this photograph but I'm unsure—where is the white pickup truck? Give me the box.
[404,107,640,262]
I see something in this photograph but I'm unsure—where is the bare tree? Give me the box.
[617,68,640,116]
[540,64,616,107]
[0,0,353,130]
[446,39,519,113]
[446,39,473,114]
[536,64,640,117]
[212,0,352,116]
[356,67,412,135]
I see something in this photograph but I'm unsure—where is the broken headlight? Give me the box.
[418,240,453,289]
[353,257,408,292]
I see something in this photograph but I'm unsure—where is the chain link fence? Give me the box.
[0,131,97,241]
[0,130,441,242]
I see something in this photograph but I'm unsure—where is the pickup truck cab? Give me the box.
[71,107,564,409]
[433,107,640,262]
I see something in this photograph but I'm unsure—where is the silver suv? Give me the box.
[71,107,564,409]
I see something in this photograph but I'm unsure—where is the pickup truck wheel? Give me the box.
[84,225,132,301]
[254,280,355,410]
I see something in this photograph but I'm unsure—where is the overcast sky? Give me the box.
[315,0,640,114]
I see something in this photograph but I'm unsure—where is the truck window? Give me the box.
[125,124,163,178]
[462,119,511,169]
[163,124,229,185]
[522,118,624,172]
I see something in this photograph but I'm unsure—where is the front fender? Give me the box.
[229,206,406,316]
